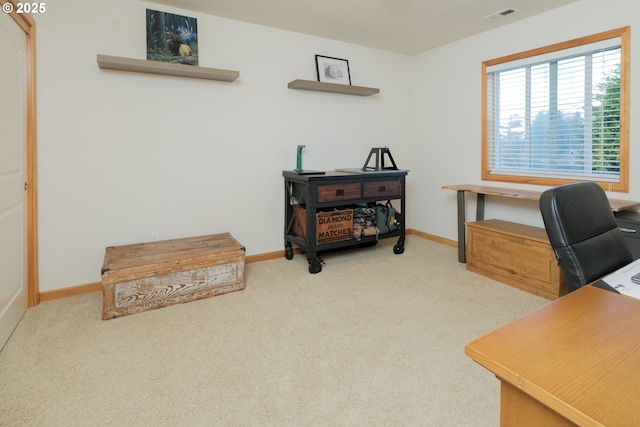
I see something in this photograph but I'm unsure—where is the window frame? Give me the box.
[481,26,630,192]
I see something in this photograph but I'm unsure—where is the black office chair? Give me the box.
[539,182,633,293]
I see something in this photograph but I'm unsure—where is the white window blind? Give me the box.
[485,38,622,183]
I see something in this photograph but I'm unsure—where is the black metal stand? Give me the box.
[362,147,398,171]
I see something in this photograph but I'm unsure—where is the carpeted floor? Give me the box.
[0,236,547,426]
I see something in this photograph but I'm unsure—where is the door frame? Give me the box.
[7,1,38,307]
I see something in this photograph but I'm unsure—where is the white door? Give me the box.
[0,10,28,350]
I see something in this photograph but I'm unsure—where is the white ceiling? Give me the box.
[147,0,578,55]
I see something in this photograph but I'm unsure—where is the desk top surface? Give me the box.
[465,286,640,427]
[443,184,640,212]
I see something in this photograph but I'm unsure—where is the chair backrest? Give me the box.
[539,182,633,292]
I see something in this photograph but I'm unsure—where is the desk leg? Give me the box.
[456,190,466,263]
[456,192,487,262]
[500,382,575,427]
[476,194,485,221]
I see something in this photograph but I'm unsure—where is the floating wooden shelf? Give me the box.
[96,54,239,82]
[287,79,379,96]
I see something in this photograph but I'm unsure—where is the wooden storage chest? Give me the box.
[101,233,245,320]
[466,219,568,300]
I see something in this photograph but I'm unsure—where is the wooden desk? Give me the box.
[465,286,640,427]
[443,184,640,263]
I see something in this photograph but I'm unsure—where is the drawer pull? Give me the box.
[378,185,386,192]
[620,227,636,233]
[336,189,344,196]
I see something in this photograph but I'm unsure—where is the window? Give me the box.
[482,27,629,192]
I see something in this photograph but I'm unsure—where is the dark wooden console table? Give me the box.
[284,169,408,273]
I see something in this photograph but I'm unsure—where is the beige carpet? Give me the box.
[0,236,547,426]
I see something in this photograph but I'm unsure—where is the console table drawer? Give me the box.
[363,180,401,198]
[316,183,361,203]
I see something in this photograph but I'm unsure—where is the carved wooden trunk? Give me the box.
[101,233,245,320]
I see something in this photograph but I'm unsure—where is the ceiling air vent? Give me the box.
[483,7,519,22]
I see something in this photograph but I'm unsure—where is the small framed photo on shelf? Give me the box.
[315,55,351,85]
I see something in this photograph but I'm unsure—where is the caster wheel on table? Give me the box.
[309,259,323,274]
[393,244,405,255]
[285,247,294,260]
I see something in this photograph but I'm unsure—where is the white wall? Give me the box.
[410,0,640,243]
[34,0,411,291]
[34,0,639,292]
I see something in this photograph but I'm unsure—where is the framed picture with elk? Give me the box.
[146,9,198,66]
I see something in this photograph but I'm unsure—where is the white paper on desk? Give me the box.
[601,258,640,299]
